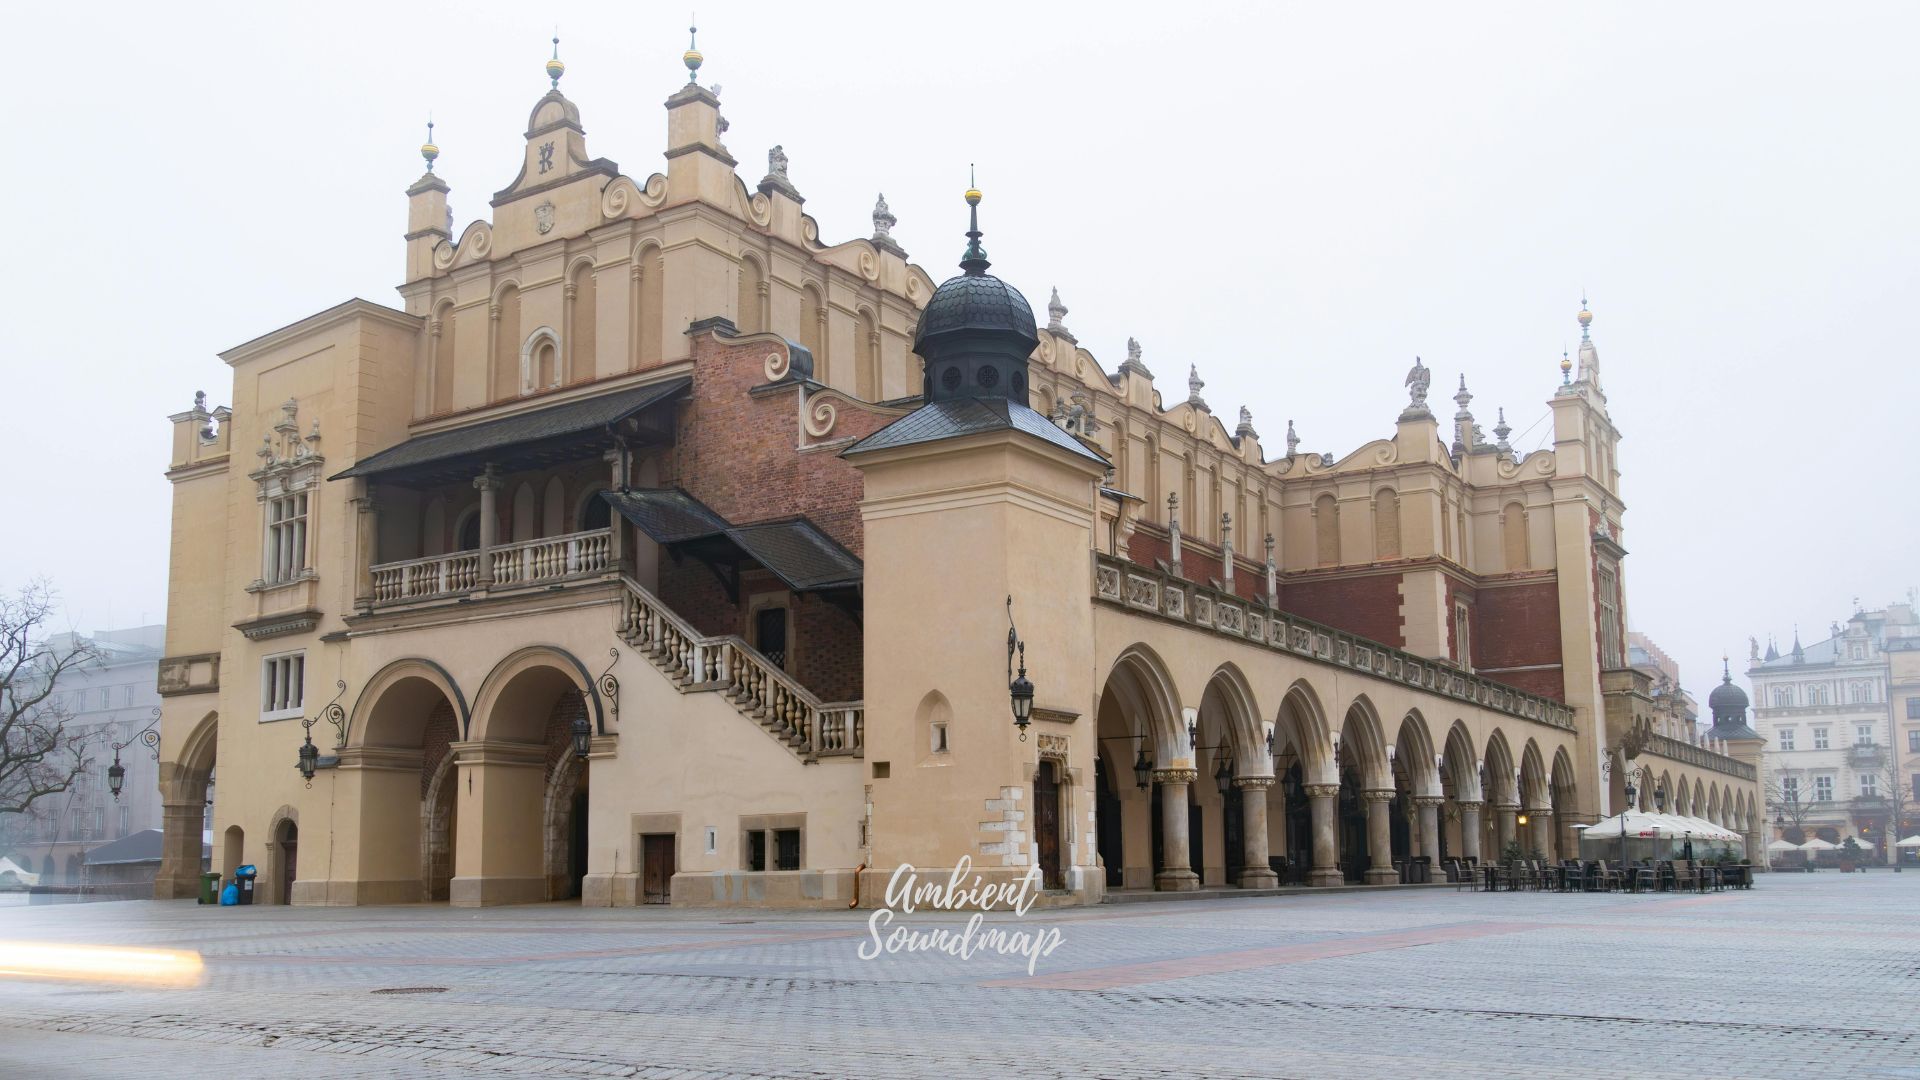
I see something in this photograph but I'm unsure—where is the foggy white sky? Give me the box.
[4,1,1916,702]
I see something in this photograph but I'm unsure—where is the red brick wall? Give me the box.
[669,332,894,556]
[1125,528,1265,602]
[1280,572,1406,647]
[1473,577,1566,701]
[419,700,457,798]
[795,597,862,702]
[643,330,892,703]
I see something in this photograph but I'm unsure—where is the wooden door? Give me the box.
[641,834,675,905]
[1035,761,1063,890]
[278,822,298,905]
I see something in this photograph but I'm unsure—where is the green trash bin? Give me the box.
[199,872,221,906]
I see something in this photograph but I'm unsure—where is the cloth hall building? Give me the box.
[152,42,1763,907]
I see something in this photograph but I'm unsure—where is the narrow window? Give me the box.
[774,828,801,871]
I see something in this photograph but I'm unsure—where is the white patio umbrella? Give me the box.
[1766,838,1799,852]
[1799,837,1839,851]
[1895,835,1920,849]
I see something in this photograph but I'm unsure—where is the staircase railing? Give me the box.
[618,577,862,759]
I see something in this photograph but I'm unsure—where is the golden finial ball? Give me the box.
[965,187,982,206]
[547,57,566,81]
[684,49,703,73]
[1577,307,1592,326]
[1559,355,1572,374]
[421,141,440,164]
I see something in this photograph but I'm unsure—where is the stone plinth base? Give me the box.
[1364,868,1400,885]
[673,869,859,909]
[151,873,204,900]
[1237,868,1280,889]
[289,879,423,906]
[1307,868,1345,887]
[450,875,545,908]
[1154,869,1201,892]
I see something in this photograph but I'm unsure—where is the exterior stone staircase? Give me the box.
[617,577,863,762]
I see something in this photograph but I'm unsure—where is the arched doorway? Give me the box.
[1035,759,1063,891]
[464,648,600,906]
[156,710,218,899]
[344,660,466,904]
[273,818,298,905]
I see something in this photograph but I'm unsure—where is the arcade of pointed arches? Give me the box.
[1088,640,1755,891]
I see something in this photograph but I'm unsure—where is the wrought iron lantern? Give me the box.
[106,708,161,802]
[571,712,593,760]
[296,730,319,783]
[1214,753,1234,797]
[1132,747,1153,790]
[1006,597,1034,738]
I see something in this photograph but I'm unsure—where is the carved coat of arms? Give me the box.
[534,201,556,235]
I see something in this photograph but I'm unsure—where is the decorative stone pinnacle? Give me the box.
[1187,365,1207,410]
[1236,405,1255,439]
[1494,407,1512,451]
[1402,356,1432,417]
[871,192,896,243]
[1120,336,1151,378]
[1047,287,1069,332]
[1285,419,1299,456]
[547,35,565,90]
[1454,375,1473,418]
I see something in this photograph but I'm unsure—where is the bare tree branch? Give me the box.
[0,581,97,817]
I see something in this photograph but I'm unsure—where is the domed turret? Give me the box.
[913,181,1038,404]
[1707,657,1763,742]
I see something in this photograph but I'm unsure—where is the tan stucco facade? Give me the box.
[152,47,1760,910]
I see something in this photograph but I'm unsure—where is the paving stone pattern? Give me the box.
[2,874,1918,1079]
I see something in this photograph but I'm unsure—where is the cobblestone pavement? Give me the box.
[3,873,1918,1079]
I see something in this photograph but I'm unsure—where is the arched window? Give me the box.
[568,262,596,384]
[736,255,764,334]
[855,308,880,400]
[1314,493,1339,566]
[1501,501,1528,570]
[578,495,611,532]
[491,286,522,402]
[431,300,457,415]
[454,508,481,552]
[521,328,561,395]
[634,243,664,369]
[1371,488,1399,560]
[800,285,826,381]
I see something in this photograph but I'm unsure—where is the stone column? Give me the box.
[352,482,378,609]
[1234,776,1278,888]
[1415,796,1444,867]
[1458,800,1484,862]
[1494,803,1519,856]
[1304,783,1343,886]
[1528,808,1553,858]
[153,799,210,899]
[1153,769,1200,891]
[474,465,500,587]
[1363,789,1398,884]
[602,446,626,569]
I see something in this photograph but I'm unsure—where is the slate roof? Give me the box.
[82,829,170,866]
[600,488,729,544]
[600,489,862,593]
[331,378,689,482]
[913,272,1038,350]
[841,398,1106,464]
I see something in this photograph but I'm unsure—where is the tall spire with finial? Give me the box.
[547,33,565,90]
[684,20,704,84]
[1559,347,1572,385]
[960,165,989,275]
[420,117,439,172]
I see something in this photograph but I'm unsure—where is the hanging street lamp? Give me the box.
[105,707,162,802]
[1006,596,1034,738]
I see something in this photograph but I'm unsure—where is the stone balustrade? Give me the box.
[618,578,863,759]
[1643,731,1758,781]
[369,528,611,605]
